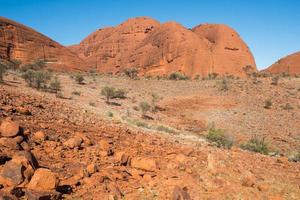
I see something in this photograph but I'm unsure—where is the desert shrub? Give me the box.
[139,101,151,117]
[168,72,189,80]
[218,78,229,91]
[113,89,126,99]
[101,86,126,103]
[194,74,201,80]
[281,103,293,110]
[101,86,116,104]
[32,71,52,90]
[74,74,84,84]
[271,76,280,85]
[22,70,52,90]
[206,126,233,148]
[89,102,95,107]
[151,93,162,112]
[123,68,138,79]
[288,150,300,162]
[49,77,61,93]
[156,125,175,133]
[208,73,219,80]
[241,136,269,155]
[264,99,272,109]
[72,91,81,96]
[107,111,114,117]
[0,62,8,83]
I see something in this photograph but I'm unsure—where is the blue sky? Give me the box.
[0,0,299,69]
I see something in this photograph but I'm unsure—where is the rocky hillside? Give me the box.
[266,52,300,75]
[0,17,85,71]
[69,17,257,77]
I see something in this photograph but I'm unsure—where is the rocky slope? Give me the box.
[0,82,299,200]
[0,16,85,71]
[266,52,300,75]
[69,17,257,77]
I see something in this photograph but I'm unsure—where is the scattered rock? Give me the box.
[0,119,20,137]
[27,168,58,191]
[31,131,47,144]
[86,164,97,176]
[241,171,256,187]
[99,139,111,151]
[130,157,158,172]
[0,160,25,187]
[63,136,82,149]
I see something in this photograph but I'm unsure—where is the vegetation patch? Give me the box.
[241,136,269,155]
[206,125,233,148]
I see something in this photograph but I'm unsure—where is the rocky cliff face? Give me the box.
[70,17,257,77]
[0,17,85,70]
[265,52,300,75]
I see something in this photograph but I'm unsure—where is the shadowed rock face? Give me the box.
[0,16,85,71]
[266,52,300,75]
[70,17,257,77]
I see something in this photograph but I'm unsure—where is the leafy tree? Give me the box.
[101,86,115,104]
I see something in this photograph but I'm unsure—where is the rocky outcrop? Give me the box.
[69,17,257,77]
[265,52,300,75]
[0,16,85,71]
[69,17,160,72]
[192,24,256,76]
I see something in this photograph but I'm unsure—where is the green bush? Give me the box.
[241,136,269,155]
[49,77,62,93]
[151,93,162,112]
[156,125,175,133]
[101,86,116,104]
[74,74,84,84]
[168,72,189,80]
[123,68,138,79]
[139,101,151,117]
[288,150,300,162]
[72,91,81,96]
[113,89,126,99]
[22,70,52,90]
[206,126,233,148]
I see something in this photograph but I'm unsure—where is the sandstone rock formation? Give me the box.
[192,24,256,76]
[265,51,300,75]
[69,17,257,77]
[0,16,85,71]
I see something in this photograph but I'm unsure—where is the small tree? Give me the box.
[123,68,138,79]
[271,76,279,86]
[151,93,162,112]
[206,125,233,148]
[101,86,115,104]
[74,74,84,84]
[49,77,62,93]
[139,101,151,118]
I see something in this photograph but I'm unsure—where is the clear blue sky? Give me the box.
[1,0,299,69]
